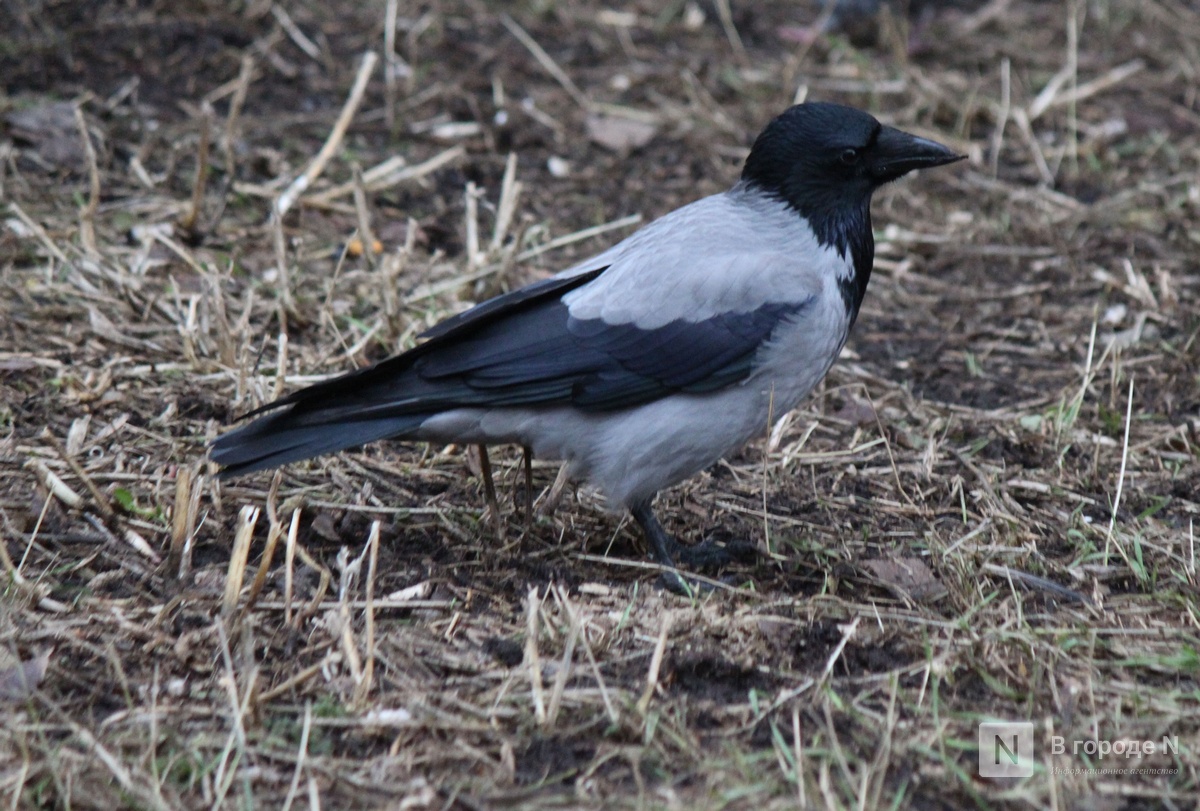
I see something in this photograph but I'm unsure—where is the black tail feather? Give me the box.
[210,409,425,478]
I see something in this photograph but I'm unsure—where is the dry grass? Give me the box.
[1,0,1198,808]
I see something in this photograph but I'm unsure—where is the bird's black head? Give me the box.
[741,102,963,317]
[742,102,962,223]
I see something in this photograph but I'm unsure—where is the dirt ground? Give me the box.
[1,0,1198,808]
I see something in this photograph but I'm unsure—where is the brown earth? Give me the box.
[1,0,1198,808]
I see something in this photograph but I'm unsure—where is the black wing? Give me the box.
[415,298,811,411]
[418,268,607,340]
[212,267,812,475]
[235,269,811,419]
[241,267,605,419]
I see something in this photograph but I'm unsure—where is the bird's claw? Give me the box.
[673,538,758,570]
[631,502,758,594]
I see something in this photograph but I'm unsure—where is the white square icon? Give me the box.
[978,721,1034,777]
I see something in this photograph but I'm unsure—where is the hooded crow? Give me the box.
[211,102,963,589]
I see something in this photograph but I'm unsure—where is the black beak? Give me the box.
[869,126,965,183]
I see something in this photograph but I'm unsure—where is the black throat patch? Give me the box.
[813,201,874,327]
[757,185,875,326]
[739,160,876,325]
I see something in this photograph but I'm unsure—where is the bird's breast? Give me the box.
[750,290,852,412]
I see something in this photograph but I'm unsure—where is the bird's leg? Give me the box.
[630,501,686,568]
[475,444,505,543]
[630,501,699,595]
[630,501,754,595]
[522,446,533,528]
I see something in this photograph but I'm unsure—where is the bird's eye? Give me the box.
[839,148,859,165]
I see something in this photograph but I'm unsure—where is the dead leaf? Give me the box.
[88,307,162,352]
[585,114,657,152]
[6,101,89,171]
[862,557,946,602]
[832,396,878,426]
[311,512,341,542]
[0,649,51,702]
[0,356,44,372]
[385,580,433,602]
[363,707,414,726]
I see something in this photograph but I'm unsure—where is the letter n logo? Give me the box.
[978,721,1034,777]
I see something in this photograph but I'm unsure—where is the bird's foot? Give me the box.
[672,537,758,570]
[630,501,757,595]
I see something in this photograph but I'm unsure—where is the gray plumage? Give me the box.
[211,102,963,589]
